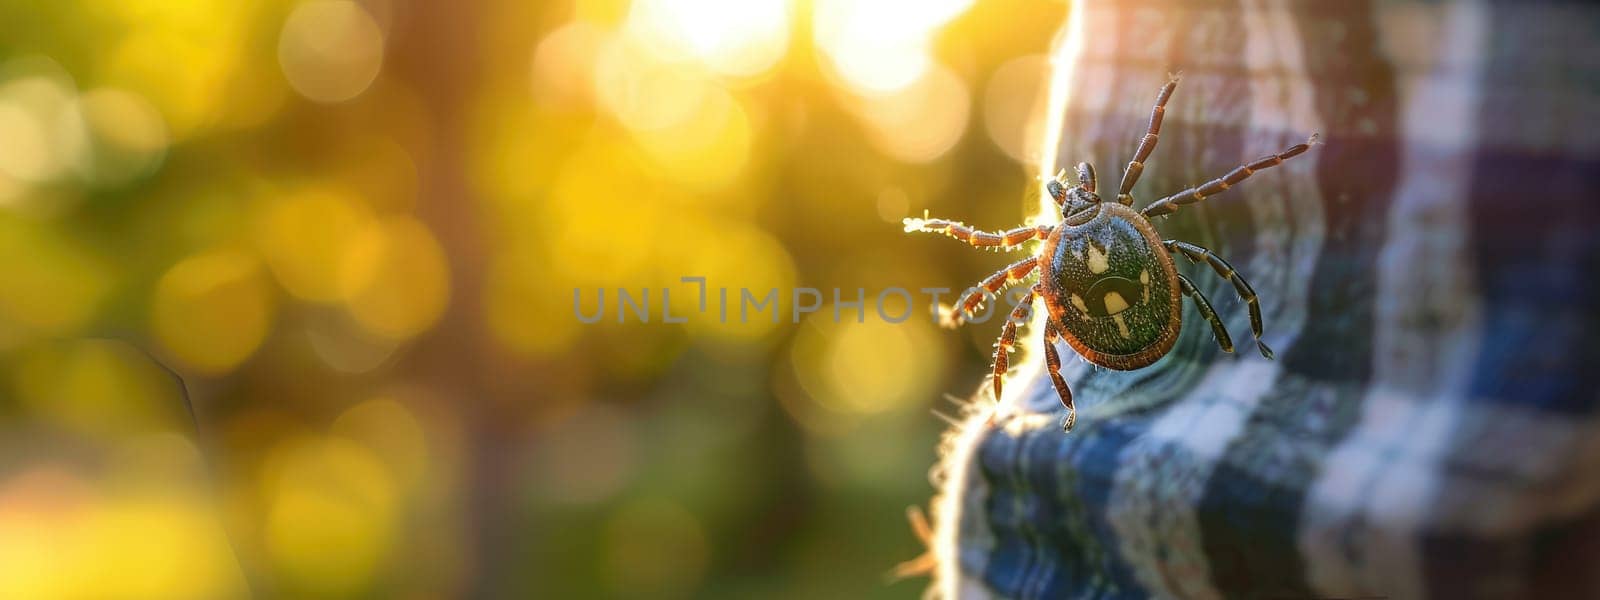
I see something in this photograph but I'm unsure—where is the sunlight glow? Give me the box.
[1036,3,1086,220]
[814,0,974,95]
[595,36,712,132]
[983,55,1048,163]
[847,64,970,163]
[627,0,790,78]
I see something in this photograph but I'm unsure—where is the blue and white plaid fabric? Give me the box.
[930,1,1600,598]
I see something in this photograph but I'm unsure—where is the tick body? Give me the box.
[903,75,1317,431]
[1041,202,1181,370]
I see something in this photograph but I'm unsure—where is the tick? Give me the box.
[904,75,1317,431]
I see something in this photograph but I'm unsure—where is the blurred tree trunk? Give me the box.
[384,0,507,594]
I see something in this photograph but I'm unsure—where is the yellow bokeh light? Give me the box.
[630,84,752,187]
[789,310,948,420]
[69,88,170,186]
[546,141,660,287]
[0,215,109,346]
[256,186,374,302]
[92,0,271,131]
[595,36,713,133]
[331,398,429,490]
[0,75,80,184]
[84,494,242,599]
[215,54,290,132]
[303,311,401,373]
[262,435,397,596]
[983,54,1047,163]
[848,64,970,163]
[820,42,927,97]
[151,249,275,374]
[0,467,88,600]
[0,171,20,206]
[278,0,386,104]
[93,0,234,36]
[338,216,451,339]
[673,215,797,344]
[626,0,790,78]
[0,466,244,600]
[813,0,975,163]
[573,0,633,25]
[11,339,187,437]
[814,0,974,95]
[532,21,609,107]
[469,89,581,205]
[0,101,55,182]
[592,1,780,187]
[0,0,1123,597]
[102,30,235,139]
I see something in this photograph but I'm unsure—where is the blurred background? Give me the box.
[0,0,1069,597]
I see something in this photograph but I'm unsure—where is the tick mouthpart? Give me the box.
[1063,201,1100,226]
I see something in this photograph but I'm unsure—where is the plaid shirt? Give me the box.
[931,1,1600,598]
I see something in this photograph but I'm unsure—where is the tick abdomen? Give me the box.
[1078,275,1146,317]
[1043,203,1182,370]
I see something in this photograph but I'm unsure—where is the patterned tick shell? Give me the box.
[1040,202,1182,370]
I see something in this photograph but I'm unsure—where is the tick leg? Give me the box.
[1076,162,1097,193]
[990,284,1040,401]
[1046,179,1067,207]
[1177,273,1235,354]
[1165,240,1273,358]
[1042,324,1076,432]
[1116,74,1180,206]
[902,217,1052,251]
[948,256,1038,327]
[1142,134,1319,218]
